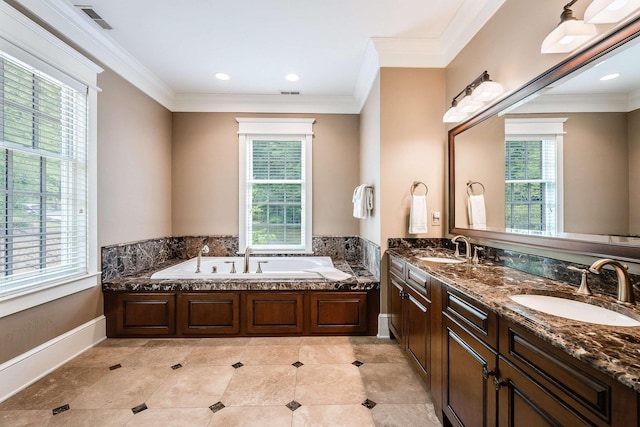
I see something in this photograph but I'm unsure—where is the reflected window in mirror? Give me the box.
[504,118,566,235]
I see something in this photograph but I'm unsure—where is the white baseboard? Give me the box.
[377,313,391,339]
[0,315,106,403]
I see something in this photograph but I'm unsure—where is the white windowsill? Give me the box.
[0,273,101,318]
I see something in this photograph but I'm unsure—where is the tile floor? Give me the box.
[0,336,442,426]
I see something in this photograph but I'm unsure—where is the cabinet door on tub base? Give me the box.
[178,292,240,335]
[107,293,176,337]
[245,293,304,334]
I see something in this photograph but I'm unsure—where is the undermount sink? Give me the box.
[418,257,465,264]
[509,294,640,327]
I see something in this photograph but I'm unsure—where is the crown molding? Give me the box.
[353,40,380,111]
[630,89,640,111]
[173,93,360,114]
[13,0,174,110]
[371,37,447,67]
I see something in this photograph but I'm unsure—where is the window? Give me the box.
[237,118,314,253]
[0,50,88,297]
[504,118,565,234]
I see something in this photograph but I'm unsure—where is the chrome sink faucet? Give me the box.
[196,244,209,273]
[451,235,472,263]
[589,258,635,304]
[243,246,251,273]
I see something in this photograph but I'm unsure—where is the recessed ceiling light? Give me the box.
[600,73,620,81]
[285,73,299,82]
[215,72,230,81]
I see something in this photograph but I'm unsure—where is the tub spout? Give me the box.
[243,246,251,273]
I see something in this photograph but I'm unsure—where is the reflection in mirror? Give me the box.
[450,20,640,256]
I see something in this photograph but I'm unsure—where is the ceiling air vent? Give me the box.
[76,5,113,30]
[280,91,300,95]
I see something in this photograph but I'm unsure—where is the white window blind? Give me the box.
[246,138,305,249]
[0,50,88,297]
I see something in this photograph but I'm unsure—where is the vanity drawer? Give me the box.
[406,264,430,300]
[389,255,405,279]
[500,320,617,424]
[443,288,497,349]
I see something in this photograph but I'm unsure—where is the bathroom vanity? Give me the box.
[388,249,640,427]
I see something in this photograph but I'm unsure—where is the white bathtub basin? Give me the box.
[151,256,336,280]
[418,257,465,264]
[509,294,640,327]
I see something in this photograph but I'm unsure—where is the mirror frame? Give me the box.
[448,17,640,261]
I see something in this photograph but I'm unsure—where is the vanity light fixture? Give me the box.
[541,0,597,54]
[585,0,640,23]
[442,71,504,123]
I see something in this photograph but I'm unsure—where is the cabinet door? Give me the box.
[443,318,497,427]
[405,286,430,381]
[246,293,304,334]
[497,357,593,427]
[389,273,405,341]
[113,293,176,336]
[177,293,240,335]
[309,292,367,334]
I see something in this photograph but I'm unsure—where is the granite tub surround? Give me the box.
[102,259,379,292]
[388,247,640,392]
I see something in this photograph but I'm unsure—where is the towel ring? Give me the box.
[411,181,429,196]
[466,181,485,196]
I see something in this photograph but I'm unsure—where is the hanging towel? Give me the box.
[408,195,428,234]
[352,185,373,219]
[468,194,487,229]
[304,267,352,281]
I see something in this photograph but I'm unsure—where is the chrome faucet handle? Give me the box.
[201,244,210,255]
[568,266,591,296]
[224,261,236,274]
[256,261,269,273]
[472,246,484,264]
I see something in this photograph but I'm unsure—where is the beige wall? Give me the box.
[97,69,173,247]
[171,112,360,237]
[380,68,447,250]
[629,109,640,235]
[359,74,382,246]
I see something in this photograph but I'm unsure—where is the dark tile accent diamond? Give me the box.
[109,363,122,371]
[131,403,148,414]
[352,360,364,367]
[286,400,302,411]
[292,361,304,368]
[171,363,183,370]
[232,362,244,369]
[362,398,377,409]
[209,401,225,413]
[52,404,70,415]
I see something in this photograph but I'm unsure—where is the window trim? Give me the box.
[237,118,314,254]
[0,3,101,318]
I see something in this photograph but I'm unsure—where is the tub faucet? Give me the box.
[243,246,251,273]
[589,258,635,304]
[196,244,209,273]
[451,235,472,262]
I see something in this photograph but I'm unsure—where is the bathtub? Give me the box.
[150,256,337,280]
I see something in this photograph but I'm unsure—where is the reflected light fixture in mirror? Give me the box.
[585,0,640,23]
[442,71,504,123]
[541,0,597,53]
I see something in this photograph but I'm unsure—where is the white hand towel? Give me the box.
[352,185,373,219]
[409,195,428,234]
[305,267,352,281]
[468,194,487,229]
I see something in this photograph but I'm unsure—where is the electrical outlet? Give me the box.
[432,211,441,226]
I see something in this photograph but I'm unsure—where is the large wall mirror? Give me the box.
[449,17,640,261]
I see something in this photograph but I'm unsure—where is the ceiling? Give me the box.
[15,0,507,112]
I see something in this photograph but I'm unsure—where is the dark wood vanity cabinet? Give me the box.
[388,256,432,384]
[387,255,639,427]
[442,288,499,427]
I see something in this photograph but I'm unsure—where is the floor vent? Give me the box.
[76,5,113,30]
[280,91,300,95]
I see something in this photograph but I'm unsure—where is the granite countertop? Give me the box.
[388,248,640,393]
[102,259,379,292]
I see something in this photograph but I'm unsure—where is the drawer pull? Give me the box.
[482,365,495,380]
